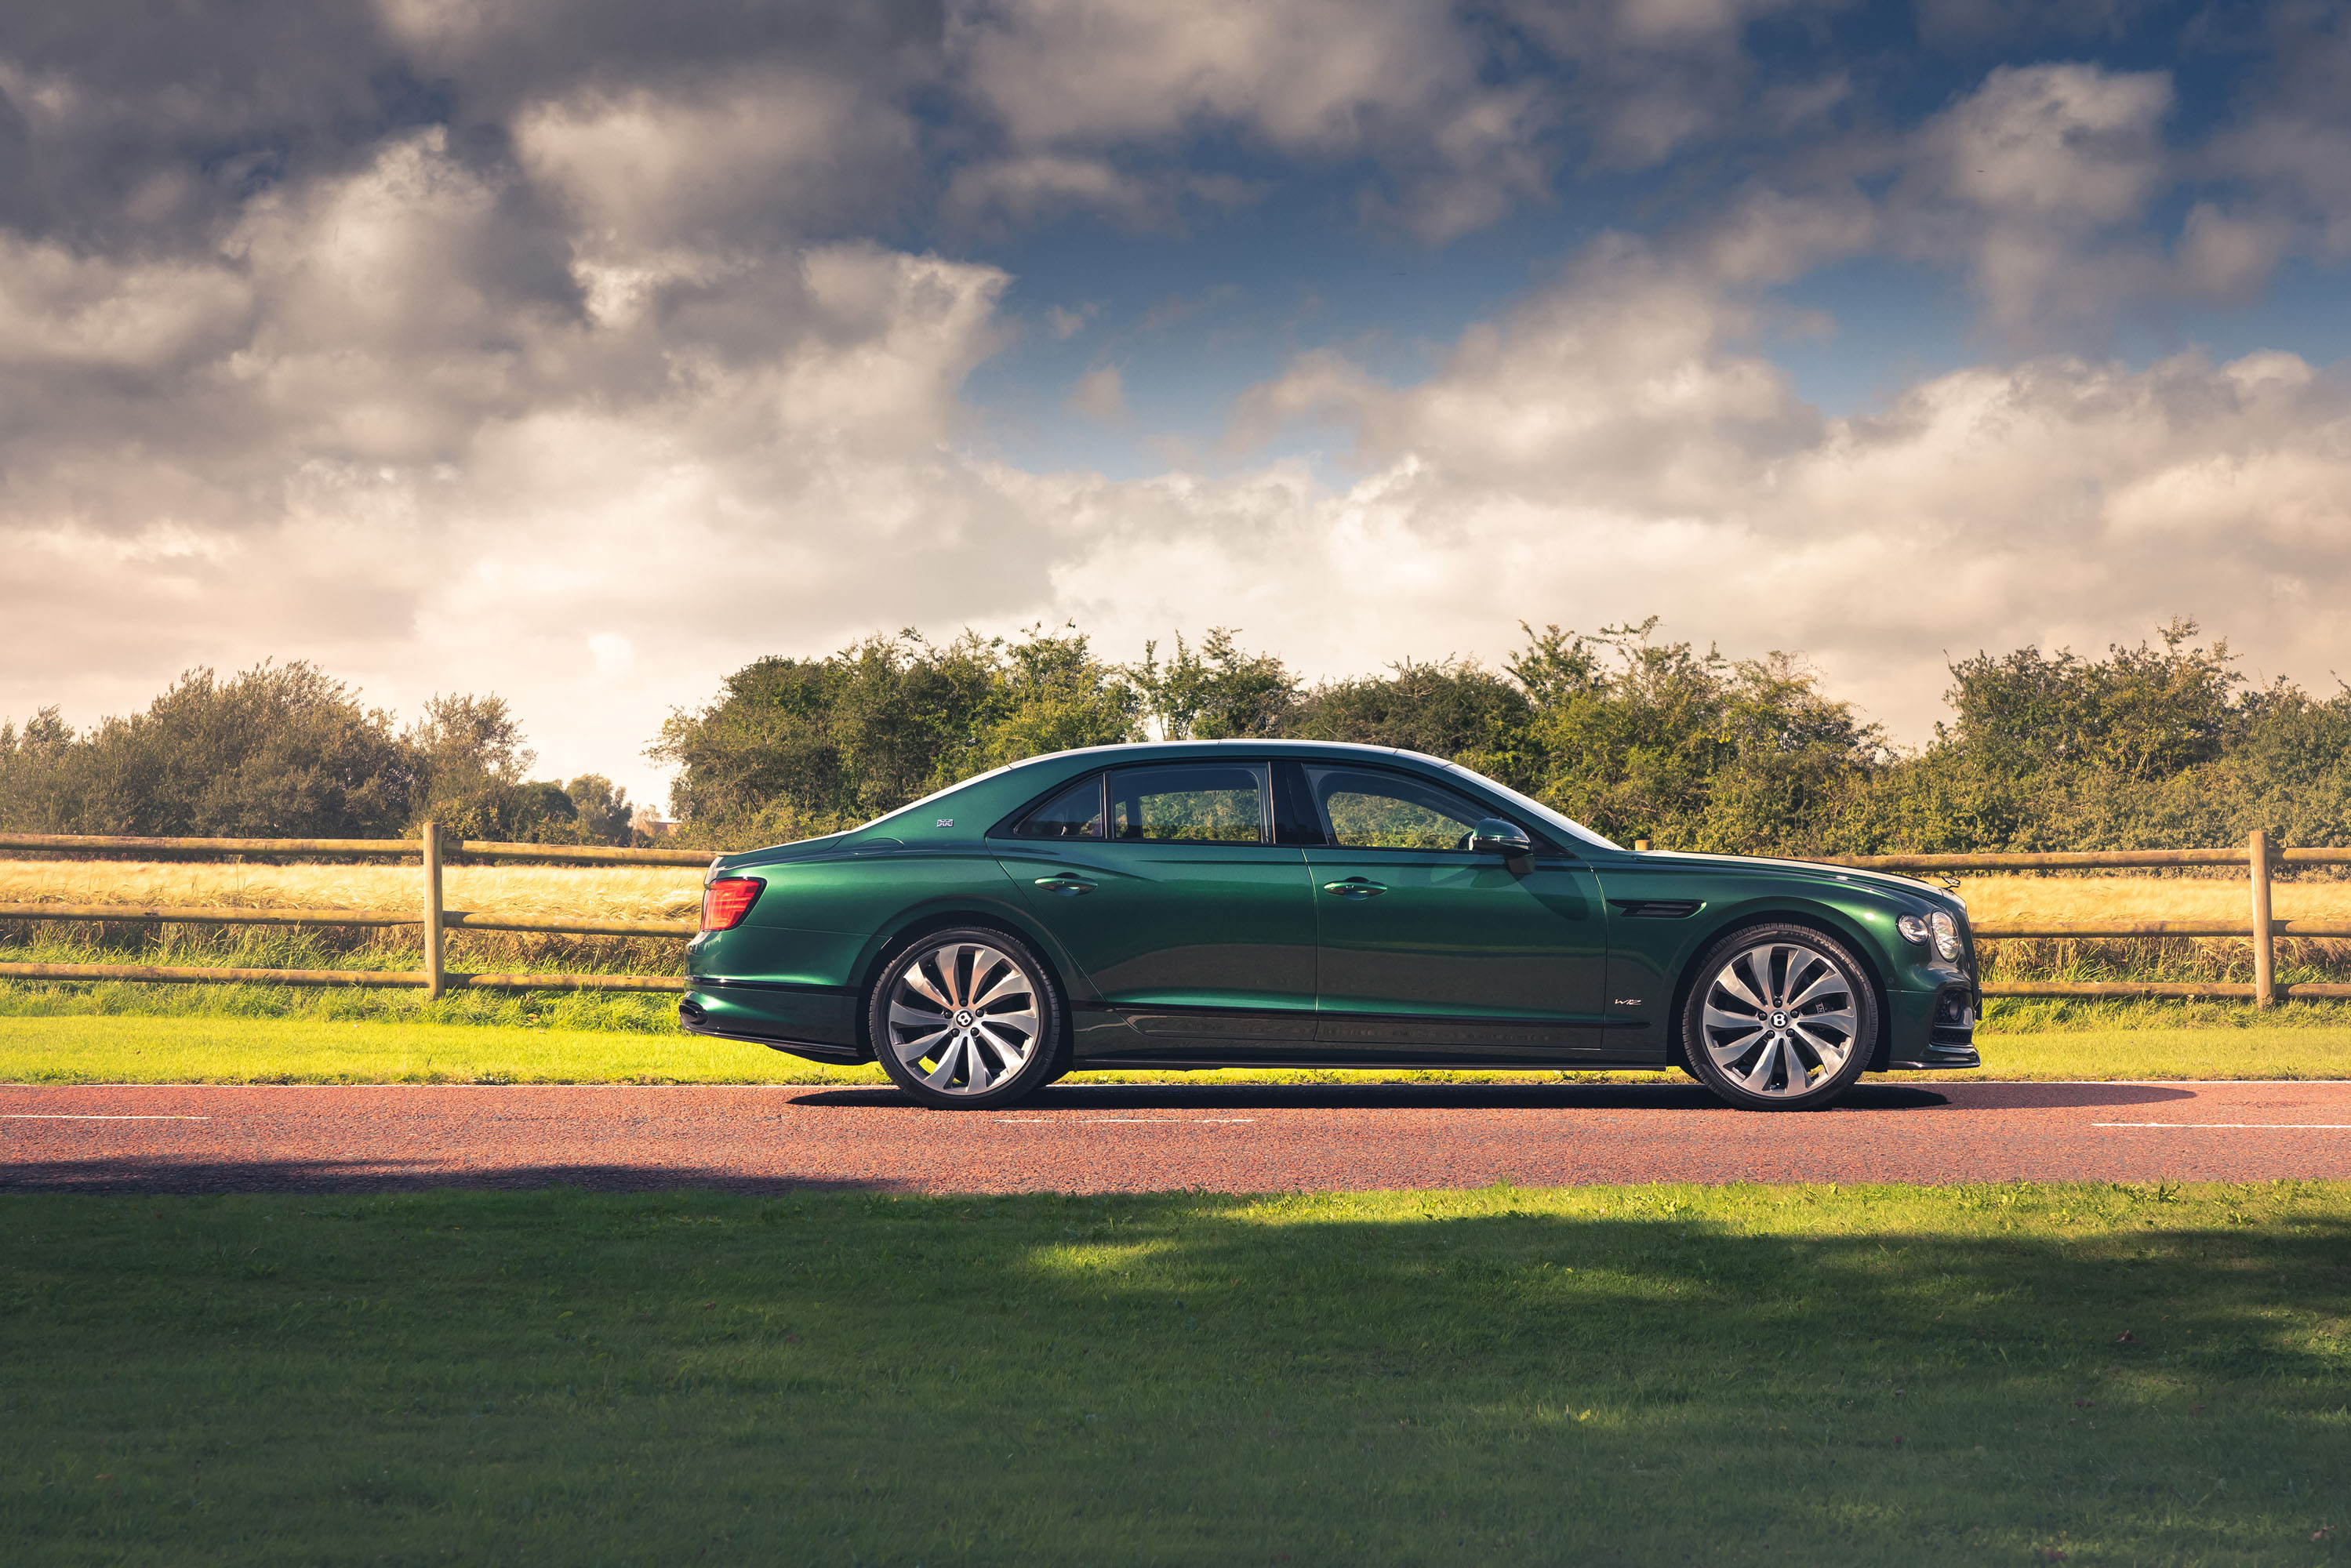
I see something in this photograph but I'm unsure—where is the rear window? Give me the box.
[1006,774,1106,840]
[1107,763,1267,844]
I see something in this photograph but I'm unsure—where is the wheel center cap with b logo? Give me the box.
[1770,1011,1789,1029]
[955,1011,974,1028]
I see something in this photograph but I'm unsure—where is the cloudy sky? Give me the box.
[5,0,2350,808]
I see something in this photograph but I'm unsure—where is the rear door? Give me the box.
[1290,761,1616,1062]
[994,760,1317,1045]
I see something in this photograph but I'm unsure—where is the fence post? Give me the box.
[422,822,445,1001]
[2250,827,2274,1008]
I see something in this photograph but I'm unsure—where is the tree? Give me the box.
[1132,629,1299,740]
[1940,618,2241,781]
[0,662,413,837]
[564,775,635,844]
[1510,619,1882,851]
[653,626,1139,846]
[405,693,539,839]
[1291,657,1533,779]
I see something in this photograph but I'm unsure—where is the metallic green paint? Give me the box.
[1305,848,1612,1060]
[996,839,1317,1030]
[680,741,1980,1083]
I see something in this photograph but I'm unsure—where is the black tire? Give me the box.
[1679,923,1878,1112]
[867,926,1066,1110]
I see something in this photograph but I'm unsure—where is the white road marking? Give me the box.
[2092,1122,2351,1130]
[2,1113,210,1121]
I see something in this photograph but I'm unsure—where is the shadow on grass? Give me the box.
[2,1183,2347,1563]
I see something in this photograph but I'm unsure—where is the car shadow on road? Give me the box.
[787,1079,2202,1112]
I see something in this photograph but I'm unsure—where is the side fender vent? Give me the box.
[1608,898,1702,919]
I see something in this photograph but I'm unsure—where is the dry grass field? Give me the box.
[10,862,2351,1037]
[7,862,2335,926]
[0,859,703,921]
[0,861,699,1029]
[1955,871,2351,924]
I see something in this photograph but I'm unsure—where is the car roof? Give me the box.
[993,738,1454,771]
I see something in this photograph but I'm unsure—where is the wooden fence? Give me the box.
[0,828,711,996]
[1822,829,2351,1007]
[2,827,2347,1007]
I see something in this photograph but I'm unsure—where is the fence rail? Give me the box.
[0,830,716,867]
[0,823,706,996]
[1815,829,2303,1005]
[4,827,2347,1007]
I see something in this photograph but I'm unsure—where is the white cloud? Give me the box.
[1230,239,1820,511]
[1066,365,1125,422]
[1895,64,2178,336]
[1054,245,2351,743]
[513,74,914,254]
[0,125,1025,802]
[12,2,2351,820]
[948,0,1554,239]
[14,154,2351,808]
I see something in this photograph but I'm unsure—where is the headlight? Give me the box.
[1928,909,1961,961]
[1896,913,1930,946]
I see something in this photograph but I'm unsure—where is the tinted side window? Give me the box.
[1305,766,1486,851]
[1108,763,1267,844]
[1008,775,1105,840]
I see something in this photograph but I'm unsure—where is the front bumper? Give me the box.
[1882,980,1980,1071]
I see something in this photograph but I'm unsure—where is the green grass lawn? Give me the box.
[0,1014,871,1086]
[4,1183,2346,1565]
[4,1013,2349,1085]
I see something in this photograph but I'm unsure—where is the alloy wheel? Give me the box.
[883,938,1042,1098]
[1697,940,1861,1100]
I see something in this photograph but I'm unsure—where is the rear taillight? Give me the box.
[701,877,764,932]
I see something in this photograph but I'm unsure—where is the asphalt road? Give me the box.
[5,1079,2349,1193]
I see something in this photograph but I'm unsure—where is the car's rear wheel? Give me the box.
[1680,924,1877,1111]
[869,927,1063,1109]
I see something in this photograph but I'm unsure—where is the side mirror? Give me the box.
[1470,818,1533,870]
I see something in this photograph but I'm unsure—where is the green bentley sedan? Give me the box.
[680,741,1980,1111]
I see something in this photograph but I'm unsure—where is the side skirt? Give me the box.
[1076,1053,1678,1072]
[1073,1004,1664,1071]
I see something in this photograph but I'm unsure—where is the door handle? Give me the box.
[1034,876,1096,896]
[1322,878,1386,898]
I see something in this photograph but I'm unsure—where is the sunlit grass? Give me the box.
[5,1015,2349,1084]
[0,1015,859,1084]
[4,1182,2346,1565]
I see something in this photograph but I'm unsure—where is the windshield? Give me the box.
[1438,760,1625,852]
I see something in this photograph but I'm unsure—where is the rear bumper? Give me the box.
[679,981,867,1064]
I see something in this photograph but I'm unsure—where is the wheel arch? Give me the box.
[1665,904,1895,1075]
[852,905,1082,1067]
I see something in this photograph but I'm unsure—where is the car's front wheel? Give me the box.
[869,927,1064,1109]
[1680,924,1877,1111]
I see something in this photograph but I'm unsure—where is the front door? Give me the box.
[1292,761,1614,1062]
[995,760,1317,1048]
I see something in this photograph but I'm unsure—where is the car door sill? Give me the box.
[1077,1051,1665,1070]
